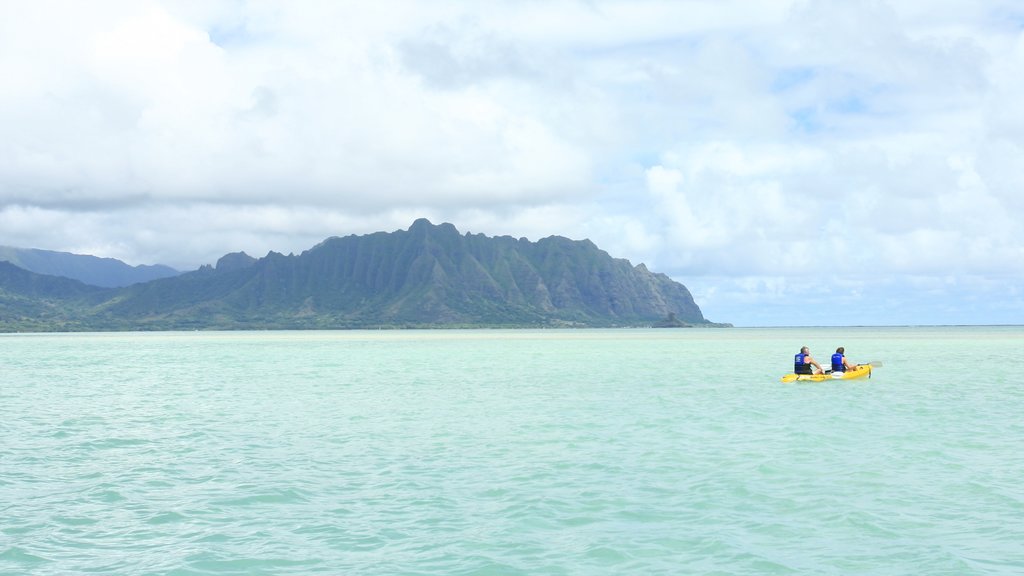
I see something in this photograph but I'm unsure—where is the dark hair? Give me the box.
[836,347,845,353]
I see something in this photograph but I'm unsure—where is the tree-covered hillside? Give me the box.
[1,220,725,331]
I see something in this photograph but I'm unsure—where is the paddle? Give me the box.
[851,361,882,379]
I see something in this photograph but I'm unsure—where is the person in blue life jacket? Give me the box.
[794,346,824,375]
[831,347,858,373]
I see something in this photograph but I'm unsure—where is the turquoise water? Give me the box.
[2,327,1023,575]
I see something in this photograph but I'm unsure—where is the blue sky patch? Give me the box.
[771,67,816,93]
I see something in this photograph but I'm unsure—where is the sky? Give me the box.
[2,0,1023,326]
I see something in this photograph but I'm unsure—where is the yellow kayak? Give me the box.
[781,364,873,383]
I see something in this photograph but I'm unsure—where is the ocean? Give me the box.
[2,327,1022,575]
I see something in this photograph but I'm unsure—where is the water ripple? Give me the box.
[2,328,1024,575]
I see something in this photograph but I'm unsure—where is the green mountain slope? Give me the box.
[1,220,723,331]
[0,262,111,331]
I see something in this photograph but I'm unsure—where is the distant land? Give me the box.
[0,246,179,287]
[0,219,728,331]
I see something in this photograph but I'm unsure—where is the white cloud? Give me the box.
[1,0,1023,325]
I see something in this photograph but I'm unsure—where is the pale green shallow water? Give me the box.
[2,327,1023,575]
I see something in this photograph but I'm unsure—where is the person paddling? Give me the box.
[794,346,823,375]
[831,347,858,373]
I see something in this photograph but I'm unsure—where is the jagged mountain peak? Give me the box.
[215,252,257,271]
[1,221,721,330]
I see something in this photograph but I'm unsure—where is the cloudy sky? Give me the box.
[2,0,1023,326]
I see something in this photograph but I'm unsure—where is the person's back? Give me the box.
[794,346,819,375]
[831,346,856,373]
[831,351,845,373]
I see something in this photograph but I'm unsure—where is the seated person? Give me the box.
[830,347,858,373]
[794,346,823,375]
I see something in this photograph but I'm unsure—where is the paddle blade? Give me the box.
[865,360,884,367]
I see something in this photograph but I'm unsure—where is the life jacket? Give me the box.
[794,353,812,374]
[831,353,845,372]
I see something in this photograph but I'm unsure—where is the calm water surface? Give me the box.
[2,327,1023,575]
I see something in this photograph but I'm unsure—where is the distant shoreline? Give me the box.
[730,324,1024,329]
[5,324,1022,336]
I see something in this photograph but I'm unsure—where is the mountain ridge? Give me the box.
[0,245,179,287]
[0,219,726,331]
